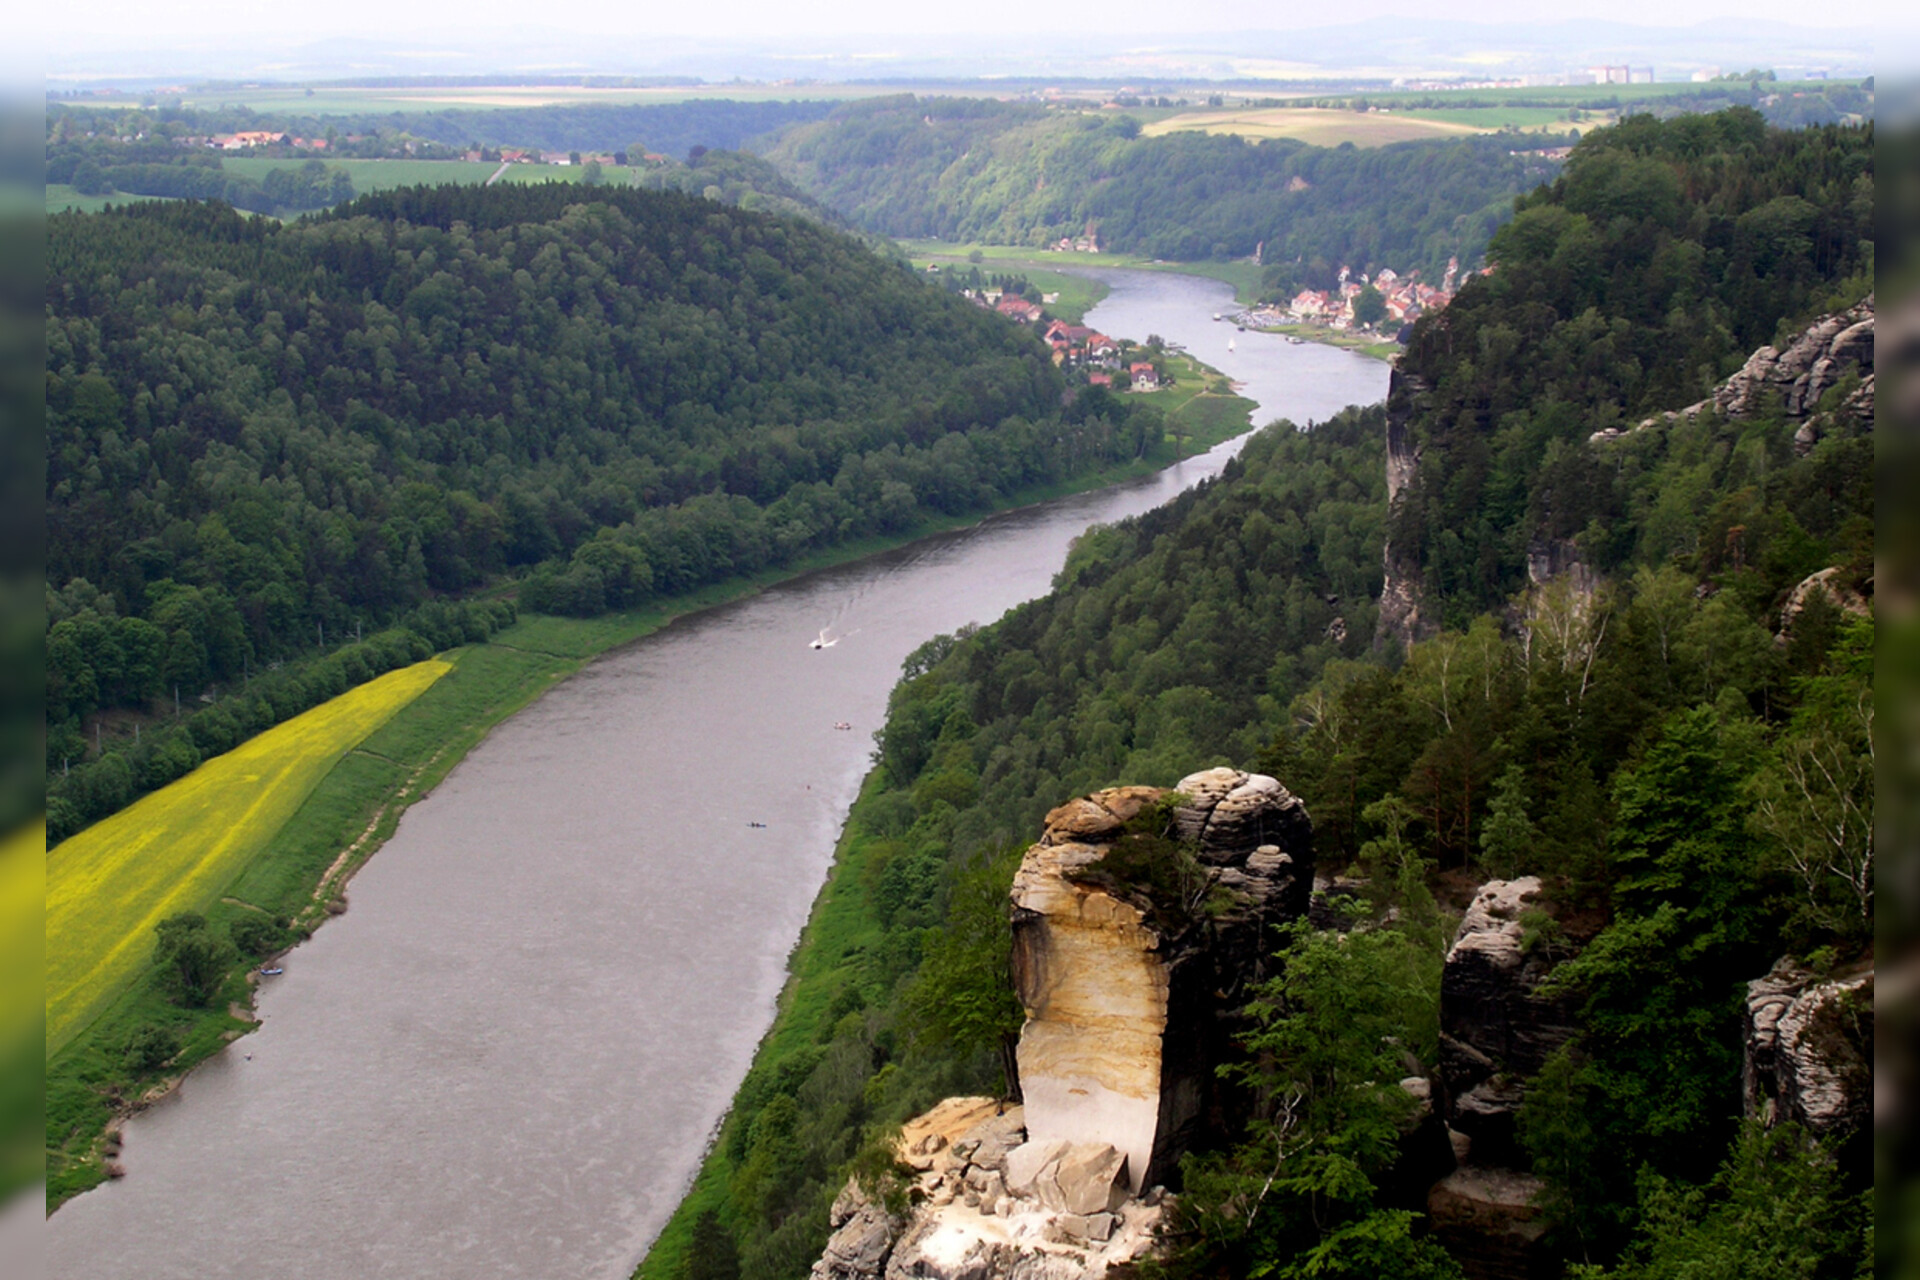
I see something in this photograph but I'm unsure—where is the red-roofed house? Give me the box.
[1129,362,1160,390]
[996,296,1043,324]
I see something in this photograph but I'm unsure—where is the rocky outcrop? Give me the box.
[812,1100,1166,1280]
[1776,567,1872,644]
[1426,1167,1551,1280]
[814,770,1314,1280]
[1013,769,1312,1193]
[1435,878,1579,1168]
[1743,958,1873,1141]
[1377,368,1434,653]
[1427,878,1581,1280]
[1590,298,1875,451]
[1715,298,1874,422]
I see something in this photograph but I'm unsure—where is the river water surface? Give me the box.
[47,270,1388,1279]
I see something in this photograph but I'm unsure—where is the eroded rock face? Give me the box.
[1715,298,1874,421]
[1588,299,1875,453]
[813,772,1313,1280]
[1423,878,1585,1280]
[1436,879,1579,1168]
[1776,567,1872,646]
[1377,367,1435,653]
[809,1101,1166,1280]
[1011,770,1313,1191]
[1426,1167,1550,1280]
[1743,958,1873,1140]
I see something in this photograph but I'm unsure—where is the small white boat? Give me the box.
[259,967,283,977]
[1227,338,1236,352]
[1212,313,1223,321]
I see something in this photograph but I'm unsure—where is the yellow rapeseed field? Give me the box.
[0,822,40,1048]
[46,660,450,1056]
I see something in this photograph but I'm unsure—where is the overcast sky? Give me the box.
[26,0,1897,41]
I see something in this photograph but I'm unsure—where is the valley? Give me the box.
[34,46,1882,1280]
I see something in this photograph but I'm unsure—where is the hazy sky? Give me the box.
[29,0,1895,41]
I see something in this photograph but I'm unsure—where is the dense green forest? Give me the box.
[45,182,1180,838]
[1392,109,1874,624]
[631,148,843,226]
[763,95,1561,277]
[648,109,1873,1280]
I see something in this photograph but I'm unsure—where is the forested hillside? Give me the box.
[46,183,1179,837]
[763,95,1559,277]
[649,109,1873,1280]
[1390,108,1874,625]
[631,148,843,226]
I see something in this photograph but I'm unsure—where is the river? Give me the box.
[46,270,1388,1279]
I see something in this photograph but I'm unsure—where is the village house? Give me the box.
[210,131,285,150]
[1128,361,1160,390]
[995,295,1044,324]
[1040,320,1122,367]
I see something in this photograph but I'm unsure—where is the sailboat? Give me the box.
[1227,337,1236,353]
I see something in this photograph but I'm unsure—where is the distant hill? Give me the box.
[763,94,1560,280]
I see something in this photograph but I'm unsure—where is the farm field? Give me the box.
[44,183,181,215]
[1141,106,1489,146]
[45,659,449,1057]
[223,156,648,192]
[1396,105,1591,130]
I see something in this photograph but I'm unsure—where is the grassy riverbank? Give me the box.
[1247,320,1402,362]
[44,375,1255,1212]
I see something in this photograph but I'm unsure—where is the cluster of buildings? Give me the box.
[1262,259,1465,333]
[1040,318,1123,369]
[459,148,672,167]
[199,131,330,150]
[1045,232,1102,253]
[1586,65,1657,84]
[971,290,1164,389]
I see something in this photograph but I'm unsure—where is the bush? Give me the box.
[229,913,290,959]
[152,913,236,1006]
[123,1022,182,1074]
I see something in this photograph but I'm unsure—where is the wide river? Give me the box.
[47,270,1388,1279]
